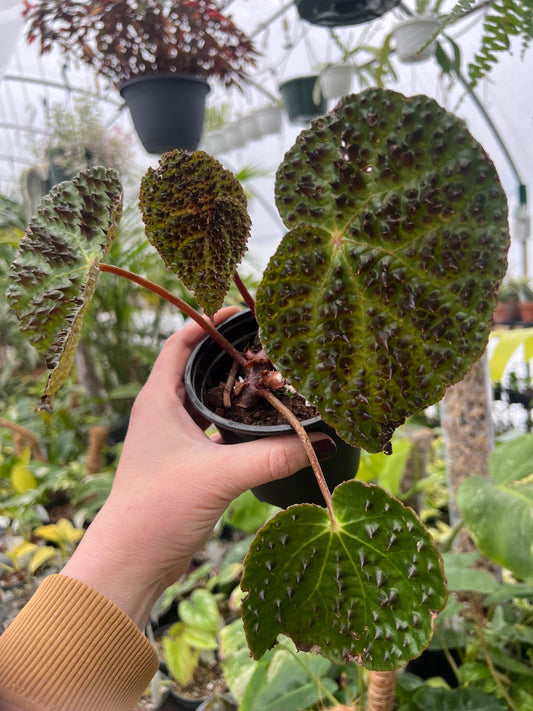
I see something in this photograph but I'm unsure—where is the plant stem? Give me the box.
[258,389,336,524]
[472,597,518,711]
[98,263,247,366]
[0,417,47,462]
[233,270,256,314]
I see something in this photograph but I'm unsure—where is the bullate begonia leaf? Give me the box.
[241,480,446,670]
[139,150,250,319]
[6,167,123,408]
[256,88,510,452]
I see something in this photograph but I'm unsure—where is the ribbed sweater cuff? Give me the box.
[0,574,159,711]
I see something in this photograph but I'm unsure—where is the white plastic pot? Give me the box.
[394,16,440,63]
[255,105,283,136]
[319,64,353,99]
[238,113,262,143]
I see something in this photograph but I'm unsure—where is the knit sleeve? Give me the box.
[0,574,159,711]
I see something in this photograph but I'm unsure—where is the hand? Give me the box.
[61,307,336,627]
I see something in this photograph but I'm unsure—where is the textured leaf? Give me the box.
[457,434,533,580]
[241,480,446,670]
[6,167,123,408]
[139,150,250,319]
[256,88,509,453]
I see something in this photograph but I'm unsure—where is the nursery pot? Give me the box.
[279,76,327,124]
[393,17,440,63]
[319,64,353,99]
[519,301,533,323]
[184,310,360,508]
[120,74,210,154]
[295,0,400,26]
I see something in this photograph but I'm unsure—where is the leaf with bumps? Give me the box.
[139,150,250,319]
[6,167,123,408]
[256,88,510,452]
[241,480,446,670]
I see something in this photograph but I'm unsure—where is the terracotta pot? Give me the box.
[184,310,360,508]
[493,300,520,324]
[519,301,533,323]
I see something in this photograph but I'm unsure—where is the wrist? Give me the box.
[60,502,185,628]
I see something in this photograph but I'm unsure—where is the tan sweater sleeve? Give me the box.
[0,574,159,711]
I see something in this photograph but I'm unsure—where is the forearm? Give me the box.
[0,575,158,711]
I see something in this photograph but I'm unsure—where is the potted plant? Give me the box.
[279,75,327,123]
[493,278,521,324]
[295,0,400,27]
[392,0,447,63]
[517,280,533,323]
[24,0,258,154]
[319,63,353,99]
[7,87,510,675]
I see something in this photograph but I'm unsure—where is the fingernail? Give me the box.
[311,436,337,461]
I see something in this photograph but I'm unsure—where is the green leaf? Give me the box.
[10,462,37,493]
[457,434,533,580]
[413,686,506,711]
[162,632,199,686]
[178,588,221,633]
[139,150,250,319]
[241,479,446,670]
[442,552,498,594]
[6,167,123,407]
[256,88,509,453]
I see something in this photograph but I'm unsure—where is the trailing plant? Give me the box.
[24,0,258,90]
[30,97,134,180]
[6,88,511,672]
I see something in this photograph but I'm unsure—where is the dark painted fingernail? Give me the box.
[311,437,337,461]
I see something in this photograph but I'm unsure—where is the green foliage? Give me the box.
[139,150,251,319]
[220,618,343,711]
[256,88,509,453]
[241,480,446,670]
[6,168,123,408]
[31,97,134,179]
[457,433,533,581]
[162,588,222,686]
[468,0,533,89]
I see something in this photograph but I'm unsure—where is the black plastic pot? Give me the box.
[279,76,327,124]
[295,0,400,26]
[184,310,360,508]
[120,74,210,154]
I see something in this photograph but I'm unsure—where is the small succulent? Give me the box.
[7,88,510,669]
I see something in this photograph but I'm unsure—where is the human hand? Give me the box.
[61,307,336,627]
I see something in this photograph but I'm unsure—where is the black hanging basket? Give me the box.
[279,76,327,124]
[295,0,400,26]
[120,74,210,154]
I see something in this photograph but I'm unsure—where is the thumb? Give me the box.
[218,432,337,499]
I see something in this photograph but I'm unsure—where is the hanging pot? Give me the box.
[295,0,400,27]
[393,16,440,63]
[319,64,353,99]
[184,310,360,508]
[279,76,327,124]
[120,74,210,154]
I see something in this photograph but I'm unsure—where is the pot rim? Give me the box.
[119,73,211,92]
[184,310,323,436]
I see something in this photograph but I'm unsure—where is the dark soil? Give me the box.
[204,337,318,426]
[205,384,318,426]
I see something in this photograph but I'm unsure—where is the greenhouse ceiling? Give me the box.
[0,0,531,276]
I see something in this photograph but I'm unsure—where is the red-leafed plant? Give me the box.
[24,0,258,89]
